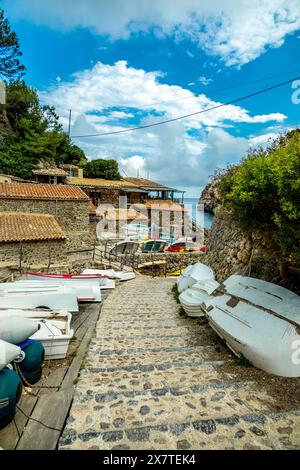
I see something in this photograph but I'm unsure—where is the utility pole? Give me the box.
[68,109,72,137]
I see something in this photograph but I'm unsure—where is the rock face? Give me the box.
[198,180,221,212]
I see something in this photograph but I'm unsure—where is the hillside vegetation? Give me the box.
[217,130,300,278]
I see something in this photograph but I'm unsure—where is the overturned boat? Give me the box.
[0,310,73,360]
[204,276,300,377]
[26,272,115,290]
[179,280,220,317]
[0,288,79,311]
[9,280,101,302]
[82,268,135,282]
[177,262,215,294]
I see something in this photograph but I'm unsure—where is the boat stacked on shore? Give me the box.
[178,265,300,378]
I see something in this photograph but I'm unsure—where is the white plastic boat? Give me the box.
[0,316,39,344]
[204,277,300,377]
[177,262,215,293]
[0,339,22,370]
[110,241,140,256]
[179,280,220,317]
[9,281,101,302]
[82,268,135,282]
[0,309,73,360]
[0,288,79,312]
[26,273,114,290]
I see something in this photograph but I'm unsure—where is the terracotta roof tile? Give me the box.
[0,212,66,243]
[0,182,89,200]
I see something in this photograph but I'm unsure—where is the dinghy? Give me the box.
[82,268,135,282]
[0,340,23,370]
[0,288,79,311]
[26,272,114,290]
[0,317,39,344]
[177,262,215,293]
[9,281,101,302]
[110,241,140,256]
[0,310,73,360]
[179,280,220,317]
[204,277,300,377]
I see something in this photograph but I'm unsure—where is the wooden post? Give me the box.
[19,242,23,274]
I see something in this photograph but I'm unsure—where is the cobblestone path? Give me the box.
[59,277,300,450]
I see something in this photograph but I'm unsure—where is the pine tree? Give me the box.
[0,9,25,82]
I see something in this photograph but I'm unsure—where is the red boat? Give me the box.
[27,272,107,280]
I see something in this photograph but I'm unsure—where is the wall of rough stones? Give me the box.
[0,199,91,250]
[0,239,67,267]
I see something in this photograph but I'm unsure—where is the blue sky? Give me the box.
[2,0,300,196]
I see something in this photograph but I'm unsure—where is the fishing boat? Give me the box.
[0,310,73,360]
[177,262,215,293]
[0,288,79,311]
[204,276,300,377]
[110,241,140,256]
[82,268,135,282]
[0,340,23,371]
[9,280,101,302]
[179,280,220,317]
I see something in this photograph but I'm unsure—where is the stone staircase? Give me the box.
[59,277,300,450]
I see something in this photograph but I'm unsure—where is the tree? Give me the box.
[0,81,87,178]
[84,158,120,180]
[219,131,300,271]
[0,9,25,82]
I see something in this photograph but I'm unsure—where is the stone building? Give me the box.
[32,168,68,185]
[66,176,148,207]
[0,211,67,266]
[0,182,91,250]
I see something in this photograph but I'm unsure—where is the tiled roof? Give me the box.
[67,176,139,189]
[97,207,148,221]
[132,200,187,212]
[33,168,68,176]
[0,182,89,200]
[123,177,182,192]
[0,212,66,243]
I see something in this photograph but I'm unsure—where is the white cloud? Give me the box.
[5,0,300,67]
[199,76,213,86]
[39,60,288,194]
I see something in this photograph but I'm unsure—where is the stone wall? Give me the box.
[0,239,67,266]
[204,208,252,281]
[0,199,91,250]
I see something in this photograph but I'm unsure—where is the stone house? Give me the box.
[0,182,91,250]
[0,211,67,266]
[32,168,68,185]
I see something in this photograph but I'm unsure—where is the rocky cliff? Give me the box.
[198,179,221,212]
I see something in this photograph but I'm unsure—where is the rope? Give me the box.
[16,405,61,433]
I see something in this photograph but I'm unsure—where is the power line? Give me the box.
[71,75,300,138]
[136,68,300,110]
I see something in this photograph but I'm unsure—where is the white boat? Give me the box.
[26,273,114,290]
[177,262,215,293]
[0,288,79,312]
[204,277,300,377]
[179,280,220,317]
[9,281,101,302]
[0,339,22,370]
[0,310,73,360]
[110,241,140,256]
[0,316,39,344]
[82,268,135,282]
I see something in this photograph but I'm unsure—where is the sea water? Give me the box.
[184,197,214,229]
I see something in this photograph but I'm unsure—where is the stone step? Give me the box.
[59,409,300,450]
[79,361,236,393]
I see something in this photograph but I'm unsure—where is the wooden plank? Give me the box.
[16,388,74,450]
[0,395,37,450]
[38,366,69,396]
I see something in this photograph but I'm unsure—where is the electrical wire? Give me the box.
[71,75,300,138]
